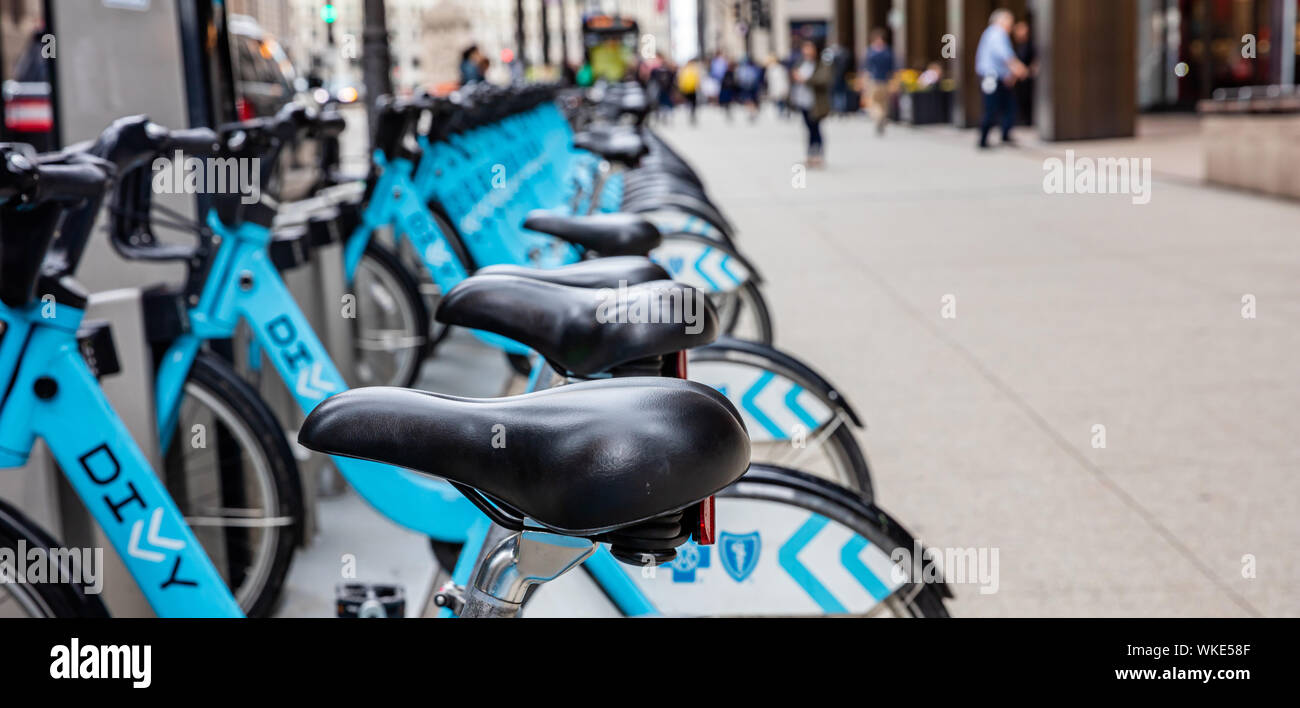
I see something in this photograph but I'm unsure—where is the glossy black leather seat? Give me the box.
[436,274,717,376]
[523,211,661,256]
[477,256,667,289]
[573,129,647,166]
[297,378,750,533]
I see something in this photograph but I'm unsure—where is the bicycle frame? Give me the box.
[341,152,536,357]
[0,298,241,617]
[151,211,480,541]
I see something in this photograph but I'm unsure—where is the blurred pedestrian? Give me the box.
[974,9,1028,148]
[1012,20,1038,125]
[460,45,485,85]
[918,61,944,89]
[830,44,852,114]
[737,55,764,122]
[764,54,790,119]
[705,51,727,104]
[648,53,677,123]
[862,28,895,135]
[791,41,831,167]
[719,60,739,121]
[677,57,702,125]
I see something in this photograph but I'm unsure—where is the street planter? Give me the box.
[898,90,953,125]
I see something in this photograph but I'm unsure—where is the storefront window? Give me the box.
[1142,0,1297,110]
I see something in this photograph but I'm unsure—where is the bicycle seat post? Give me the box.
[460,525,596,618]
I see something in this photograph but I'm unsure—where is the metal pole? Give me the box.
[698,0,707,58]
[542,0,553,66]
[516,0,528,68]
[1279,0,1297,87]
[558,0,570,69]
[362,0,392,141]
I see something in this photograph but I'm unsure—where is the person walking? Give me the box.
[719,59,738,121]
[459,45,485,85]
[791,41,831,167]
[1012,20,1038,125]
[736,55,764,122]
[862,28,895,135]
[677,57,702,125]
[765,54,790,119]
[974,8,1028,148]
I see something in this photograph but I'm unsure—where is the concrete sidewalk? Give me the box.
[656,108,1300,616]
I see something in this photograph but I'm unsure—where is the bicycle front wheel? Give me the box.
[0,498,110,617]
[352,239,432,388]
[163,350,301,617]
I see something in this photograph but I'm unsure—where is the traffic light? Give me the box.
[320,3,337,24]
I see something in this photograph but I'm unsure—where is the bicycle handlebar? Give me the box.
[0,146,112,206]
[164,127,223,157]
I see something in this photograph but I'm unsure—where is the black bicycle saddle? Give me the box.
[523,211,661,256]
[476,256,668,289]
[436,273,718,376]
[297,378,750,534]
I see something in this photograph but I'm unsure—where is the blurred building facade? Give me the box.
[768,0,1299,139]
[195,0,1300,128]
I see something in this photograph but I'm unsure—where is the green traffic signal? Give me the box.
[320,3,337,23]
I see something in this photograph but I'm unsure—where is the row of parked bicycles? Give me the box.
[0,81,951,617]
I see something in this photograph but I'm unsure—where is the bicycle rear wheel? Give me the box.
[163,350,301,617]
[525,465,948,617]
[688,345,872,496]
[711,281,774,345]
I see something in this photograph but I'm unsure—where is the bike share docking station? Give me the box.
[0,0,342,613]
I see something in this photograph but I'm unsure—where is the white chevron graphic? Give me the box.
[127,508,185,563]
[295,362,337,400]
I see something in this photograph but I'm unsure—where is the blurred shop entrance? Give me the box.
[1140,0,1299,110]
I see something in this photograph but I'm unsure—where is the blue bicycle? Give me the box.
[0,142,241,618]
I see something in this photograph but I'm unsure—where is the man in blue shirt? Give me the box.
[974,9,1028,147]
[862,29,895,135]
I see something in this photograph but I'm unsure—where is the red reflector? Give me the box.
[4,99,53,132]
[696,496,715,545]
[236,96,256,122]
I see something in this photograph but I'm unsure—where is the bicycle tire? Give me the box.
[163,350,301,618]
[719,465,949,617]
[0,498,111,618]
[527,464,947,618]
[354,239,432,388]
[688,345,872,496]
[712,281,774,345]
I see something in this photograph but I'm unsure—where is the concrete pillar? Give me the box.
[1032,0,1136,140]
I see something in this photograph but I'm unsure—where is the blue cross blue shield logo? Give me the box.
[667,542,710,583]
[719,532,761,582]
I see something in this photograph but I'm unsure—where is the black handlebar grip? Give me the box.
[164,128,222,157]
[0,150,34,203]
[35,161,112,203]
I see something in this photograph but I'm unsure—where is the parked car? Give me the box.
[227,14,320,201]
